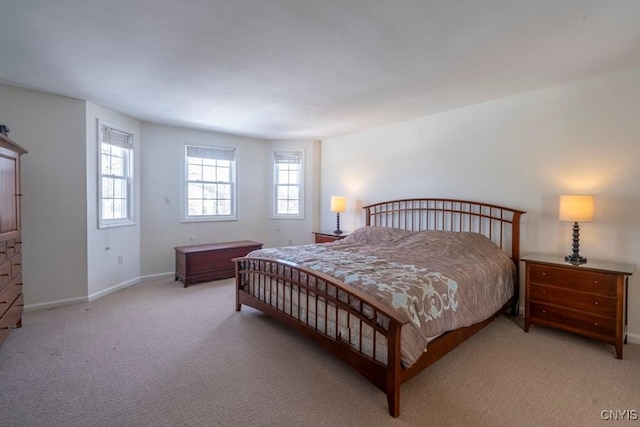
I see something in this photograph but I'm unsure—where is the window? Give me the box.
[98,121,134,228]
[183,145,236,221]
[273,151,304,218]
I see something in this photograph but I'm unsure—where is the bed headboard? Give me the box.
[363,198,526,265]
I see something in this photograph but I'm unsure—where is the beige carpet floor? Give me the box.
[0,276,638,426]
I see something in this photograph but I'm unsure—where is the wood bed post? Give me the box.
[235,259,242,311]
[386,321,402,417]
[511,211,523,316]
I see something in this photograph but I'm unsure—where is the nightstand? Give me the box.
[522,253,635,359]
[313,231,349,243]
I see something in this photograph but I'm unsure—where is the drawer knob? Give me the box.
[541,272,547,276]
[0,326,8,330]
[0,273,9,277]
[13,263,21,266]
[594,280,599,284]
[0,301,7,304]
[594,301,599,305]
[594,322,599,326]
[0,251,5,254]
[542,309,547,314]
[541,291,547,295]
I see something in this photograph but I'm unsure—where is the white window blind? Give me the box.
[102,126,132,149]
[186,145,235,161]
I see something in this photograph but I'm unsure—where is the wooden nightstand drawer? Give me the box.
[315,234,340,243]
[529,301,616,338]
[523,253,635,359]
[529,264,616,296]
[313,231,348,244]
[529,283,616,318]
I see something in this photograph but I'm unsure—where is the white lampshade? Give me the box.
[559,195,594,223]
[330,196,346,213]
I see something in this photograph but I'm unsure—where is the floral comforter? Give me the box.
[246,226,515,366]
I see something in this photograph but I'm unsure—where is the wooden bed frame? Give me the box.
[234,198,525,417]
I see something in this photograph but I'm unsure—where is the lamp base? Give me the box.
[565,255,587,265]
[334,212,343,235]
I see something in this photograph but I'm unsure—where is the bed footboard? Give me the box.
[234,257,410,416]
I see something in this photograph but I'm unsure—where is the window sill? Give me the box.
[271,215,305,220]
[181,216,238,223]
[98,220,136,229]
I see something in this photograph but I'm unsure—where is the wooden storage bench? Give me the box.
[175,240,263,287]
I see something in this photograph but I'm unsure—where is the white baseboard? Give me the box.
[24,295,88,312]
[626,332,640,344]
[87,277,140,301]
[139,271,174,281]
[23,273,175,312]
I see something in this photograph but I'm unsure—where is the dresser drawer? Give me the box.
[529,264,616,297]
[0,260,11,288]
[0,241,6,264]
[14,235,22,254]
[0,292,23,344]
[5,239,15,258]
[11,252,22,278]
[529,283,616,318]
[529,301,616,338]
[0,275,22,318]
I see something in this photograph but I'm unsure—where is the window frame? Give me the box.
[182,144,237,222]
[272,150,304,219]
[98,120,135,229]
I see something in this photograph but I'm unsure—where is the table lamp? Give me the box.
[330,196,346,235]
[559,194,594,265]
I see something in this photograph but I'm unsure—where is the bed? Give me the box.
[234,198,525,417]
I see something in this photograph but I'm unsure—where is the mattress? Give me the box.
[242,226,515,367]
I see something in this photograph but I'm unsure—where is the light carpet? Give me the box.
[0,276,638,426]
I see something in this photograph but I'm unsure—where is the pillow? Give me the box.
[339,226,416,246]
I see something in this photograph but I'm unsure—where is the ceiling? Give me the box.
[1,1,640,140]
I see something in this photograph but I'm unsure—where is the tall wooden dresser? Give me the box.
[0,132,27,348]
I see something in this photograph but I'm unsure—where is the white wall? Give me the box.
[0,84,88,307]
[321,66,640,341]
[0,84,303,306]
[139,123,268,276]
[264,140,321,248]
[85,102,141,298]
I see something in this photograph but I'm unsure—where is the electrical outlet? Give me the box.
[118,255,124,264]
